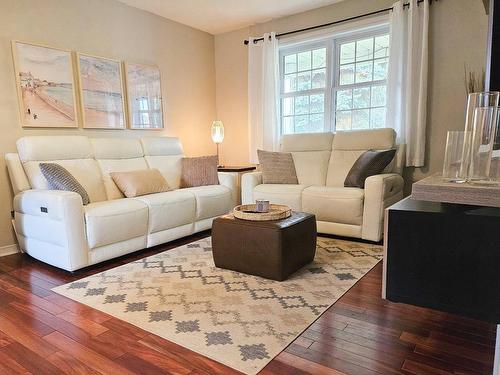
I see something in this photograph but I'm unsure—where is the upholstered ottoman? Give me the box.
[211,212,317,281]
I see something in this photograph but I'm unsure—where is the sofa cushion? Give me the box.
[91,138,149,200]
[134,190,195,234]
[182,185,232,220]
[344,149,397,188]
[302,186,364,225]
[180,155,219,188]
[84,199,148,249]
[40,163,90,205]
[142,138,184,190]
[17,136,107,203]
[258,150,298,184]
[253,184,309,211]
[291,151,331,186]
[326,129,396,187]
[111,169,170,198]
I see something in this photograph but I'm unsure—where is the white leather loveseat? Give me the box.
[242,129,405,242]
[5,136,237,271]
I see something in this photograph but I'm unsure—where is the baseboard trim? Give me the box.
[0,244,19,257]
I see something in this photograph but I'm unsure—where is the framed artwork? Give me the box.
[77,53,126,129]
[11,41,78,128]
[125,63,164,129]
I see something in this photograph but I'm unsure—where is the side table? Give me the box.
[218,166,256,205]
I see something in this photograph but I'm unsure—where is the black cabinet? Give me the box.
[384,197,500,324]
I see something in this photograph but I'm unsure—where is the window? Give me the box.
[279,26,389,134]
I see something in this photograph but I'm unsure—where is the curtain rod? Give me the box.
[243,0,436,45]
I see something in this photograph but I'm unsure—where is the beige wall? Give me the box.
[215,0,489,190]
[0,0,217,248]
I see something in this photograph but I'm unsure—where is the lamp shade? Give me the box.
[211,120,224,144]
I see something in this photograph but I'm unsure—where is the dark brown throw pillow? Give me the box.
[344,149,397,188]
[180,155,219,188]
[40,163,90,205]
[257,149,299,184]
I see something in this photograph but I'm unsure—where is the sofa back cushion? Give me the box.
[91,138,148,200]
[281,133,334,186]
[326,129,396,187]
[141,137,184,189]
[17,136,107,202]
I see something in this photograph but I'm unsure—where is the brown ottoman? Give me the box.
[211,211,317,281]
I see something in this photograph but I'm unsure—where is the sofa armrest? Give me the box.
[13,189,89,271]
[218,172,238,208]
[241,172,262,204]
[362,173,404,242]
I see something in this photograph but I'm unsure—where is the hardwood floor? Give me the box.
[0,232,495,375]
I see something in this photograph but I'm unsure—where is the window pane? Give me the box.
[297,71,311,91]
[356,38,373,61]
[374,58,388,80]
[312,68,326,89]
[336,111,352,131]
[374,35,389,58]
[283,116,294,134]
[371,107,386,128]
[284,54,297,74]
[339,64,354,85]
[295,115,309,133]
[295,96,309,115]
[336,89,352,110]
[284,74,297,93]
[353,87,370,109]
[283,97,294,116]
[309,114,324,132]
[355,61,373,83]
[340,42,355,65]
[310,94,324,113]
[297,51,311,71]
[371,85,387,107]
[312,48,326,69]
[352,109,370,129]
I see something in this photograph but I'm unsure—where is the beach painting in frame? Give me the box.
[12,41,78,128]
[125,63,164,129]
[78,54,125,129]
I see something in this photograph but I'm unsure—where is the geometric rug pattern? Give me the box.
[53,236,382,374]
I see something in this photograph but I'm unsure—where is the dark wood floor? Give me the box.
[0,232,495,375]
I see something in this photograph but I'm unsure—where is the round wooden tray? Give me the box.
[233,204,292,221]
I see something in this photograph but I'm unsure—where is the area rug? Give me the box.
[52,237,382,374]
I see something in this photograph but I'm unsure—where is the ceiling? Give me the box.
[117,0,346,35]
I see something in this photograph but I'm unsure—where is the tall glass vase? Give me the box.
[443,131,466,182]
[469,106,500,185]
[459,92,500,181]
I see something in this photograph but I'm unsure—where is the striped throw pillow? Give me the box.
[40,163,90,205]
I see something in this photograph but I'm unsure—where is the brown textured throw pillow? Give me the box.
[40,163,90,205]
[111,169,170,198]
[344,149,397,188]
[257,149,299,184]
[180,155,219,188]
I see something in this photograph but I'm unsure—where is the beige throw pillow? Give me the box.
[257,150,299,184]
[111,169,170,198]
[180,155,219,188]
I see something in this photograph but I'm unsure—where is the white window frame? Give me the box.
[278,20,389,135]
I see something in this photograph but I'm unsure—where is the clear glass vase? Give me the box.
[469,106,500,185]
[459,92,500,181]
[443,131,466,182]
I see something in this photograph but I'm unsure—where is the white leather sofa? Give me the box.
[5,136,237,271]
[242,129,405,242]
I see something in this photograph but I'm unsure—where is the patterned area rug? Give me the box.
[53,237,382,374]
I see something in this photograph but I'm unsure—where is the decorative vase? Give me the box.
[443,131,466,183]
[469,106,500,185]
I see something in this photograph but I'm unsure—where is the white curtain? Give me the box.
[248,32,280,164]
[386,0,429,167]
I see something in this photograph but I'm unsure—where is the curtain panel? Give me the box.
[386,0,429,167]
[248,32,280,164]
